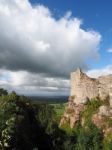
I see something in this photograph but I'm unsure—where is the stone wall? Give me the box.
[70,68,112,105]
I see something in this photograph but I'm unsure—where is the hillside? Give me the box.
[0,88,112,149]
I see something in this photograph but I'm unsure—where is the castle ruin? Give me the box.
[70,68,112,106]
[60,68,112,128]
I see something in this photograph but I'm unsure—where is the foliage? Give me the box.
[50,103,66,122]
[105,117,112,127]
[0,89,111,150]
[0,89,70,150]
[103,134,112,150]
[0,88,8,96]
[60,123,73,135]
[82,98,102,126]
[73,123,103,150]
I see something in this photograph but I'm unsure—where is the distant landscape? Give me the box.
[30,96,68,103]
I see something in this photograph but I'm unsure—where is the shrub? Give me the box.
[82,98,102,126]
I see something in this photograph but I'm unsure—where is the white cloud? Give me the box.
[0,0,102,95]
[0,69,70,95]
[87,65,112,78]
[107,48,112,53]
[0,0,101,77]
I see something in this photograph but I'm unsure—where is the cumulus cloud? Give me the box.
[0,0,102,95]
[0,0,101,78]
[87,65,112,78]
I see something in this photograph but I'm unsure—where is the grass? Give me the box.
[50,103,67,115]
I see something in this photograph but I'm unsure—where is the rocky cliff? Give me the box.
[60,68,112,135]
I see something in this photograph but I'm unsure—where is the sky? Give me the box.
[0,0,112,96]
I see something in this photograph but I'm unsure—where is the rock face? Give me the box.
[60,68,112,129]
[60,102,84,128]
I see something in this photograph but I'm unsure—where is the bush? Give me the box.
[82,98,102,126]
[103,134,112,150]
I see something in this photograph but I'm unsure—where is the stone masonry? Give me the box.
[70,68,112,106]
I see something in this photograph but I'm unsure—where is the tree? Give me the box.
[72,123,103,150]
[0,88,8,96]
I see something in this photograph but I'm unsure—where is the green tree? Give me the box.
[103,134,112,150]
[73,123,103,150]
[0,88,8,96]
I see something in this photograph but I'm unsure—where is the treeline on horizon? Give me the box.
[30,95,68,104]
[0,88,112,150]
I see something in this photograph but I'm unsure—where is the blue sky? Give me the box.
[30,0,112,69]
